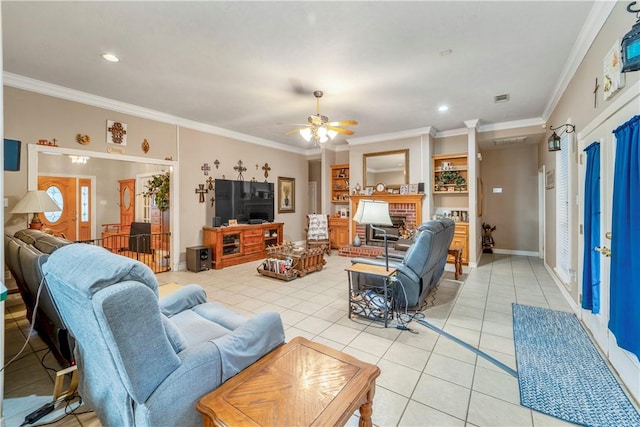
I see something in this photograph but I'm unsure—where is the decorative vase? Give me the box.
[353,234,362,247]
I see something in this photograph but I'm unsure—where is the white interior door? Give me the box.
[577,133,610,351]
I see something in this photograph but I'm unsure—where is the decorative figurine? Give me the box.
[482,223,496,253]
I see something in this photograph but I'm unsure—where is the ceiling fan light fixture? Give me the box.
[288,89,357,148]
[317,126,328,138]
[300,127,312,142]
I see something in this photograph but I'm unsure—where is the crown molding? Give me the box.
[464,119,480,129]
[478,117,546,132]
[435,128,467,138]
[346,126,435,145]
[542,1,616,121]
[4,72,307,155]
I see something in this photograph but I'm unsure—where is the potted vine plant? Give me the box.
[143,172,170,211]
[142,172,170,267]
[440,170,459,185]
[455,176,467,191]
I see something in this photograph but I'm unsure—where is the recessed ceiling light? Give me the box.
[438,105,449,112]
[102,53,120,63]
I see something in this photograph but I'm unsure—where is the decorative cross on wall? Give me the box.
[201,163,211,176]
[213,159,220,169]
[234,160,247,181]
[107,122,127,144]
[262,162,271,181]
[210,196,215,207]
[206,176,215,191]
[195,184,208,203]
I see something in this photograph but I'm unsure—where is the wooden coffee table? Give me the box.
[197,336,381,427]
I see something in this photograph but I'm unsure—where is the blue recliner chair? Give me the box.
[351,218,455,310]
[42,243,285,426]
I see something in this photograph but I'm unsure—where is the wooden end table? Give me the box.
[448,246,463,280]
[197,336,380,427]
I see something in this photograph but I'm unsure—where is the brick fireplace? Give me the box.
[349,194,425,245]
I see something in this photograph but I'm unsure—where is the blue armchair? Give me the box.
[42,243,285,426]
[351,218,455,310]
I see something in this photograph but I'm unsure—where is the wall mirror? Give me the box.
[363,149,409,190]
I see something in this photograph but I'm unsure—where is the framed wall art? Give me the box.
[603,39,625,101]
[278,176,295,213]
[106,120,127,146]
[546,169,555,189]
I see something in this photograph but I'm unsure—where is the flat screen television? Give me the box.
[214,179,274,225]
[4,139,21,171]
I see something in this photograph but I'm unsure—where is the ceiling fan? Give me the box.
[286,90,357,147]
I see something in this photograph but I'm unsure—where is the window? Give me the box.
[80,185,89,222]
[44,185,63,222]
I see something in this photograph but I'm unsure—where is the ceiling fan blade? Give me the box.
[329,120,358,127]
[285,128,307,135]
[328,126,355,136]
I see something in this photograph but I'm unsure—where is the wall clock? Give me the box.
[375,183,386,193]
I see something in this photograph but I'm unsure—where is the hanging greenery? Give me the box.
[142,172,170,211]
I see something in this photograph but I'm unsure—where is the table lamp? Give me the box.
[353,199,392,270]
[11,190,61,230]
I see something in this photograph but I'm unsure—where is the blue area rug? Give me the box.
[512,304,640,427]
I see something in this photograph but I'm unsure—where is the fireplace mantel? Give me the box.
[349,194,425,240]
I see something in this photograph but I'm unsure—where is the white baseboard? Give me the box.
[544,260,580,316]
[492,248,539,257]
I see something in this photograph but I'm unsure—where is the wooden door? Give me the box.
[38,176,77,240]
[119,179,135,226]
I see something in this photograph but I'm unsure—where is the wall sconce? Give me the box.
[548,123,575,152]
[621,2,640,73]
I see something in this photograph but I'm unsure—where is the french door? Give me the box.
[578,93,639,393]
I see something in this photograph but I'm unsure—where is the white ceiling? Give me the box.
[2,1,599,153]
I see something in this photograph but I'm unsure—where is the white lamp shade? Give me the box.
[353,200,392,225]
[11,190,61,214]
[300,128,312,142]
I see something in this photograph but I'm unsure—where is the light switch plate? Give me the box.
[492,188,503,193]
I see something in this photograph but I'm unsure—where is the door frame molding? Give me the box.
[28,144,179,271]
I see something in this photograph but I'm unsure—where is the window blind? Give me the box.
[556,133,571,283]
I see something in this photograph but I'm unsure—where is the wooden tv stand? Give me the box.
[203,222,283,269]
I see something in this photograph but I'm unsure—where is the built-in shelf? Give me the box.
[331,163,350,204]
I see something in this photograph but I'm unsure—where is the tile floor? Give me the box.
[3,253,604,426]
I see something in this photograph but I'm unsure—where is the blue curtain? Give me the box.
[609,115,640,359]
[582,142,600,314]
